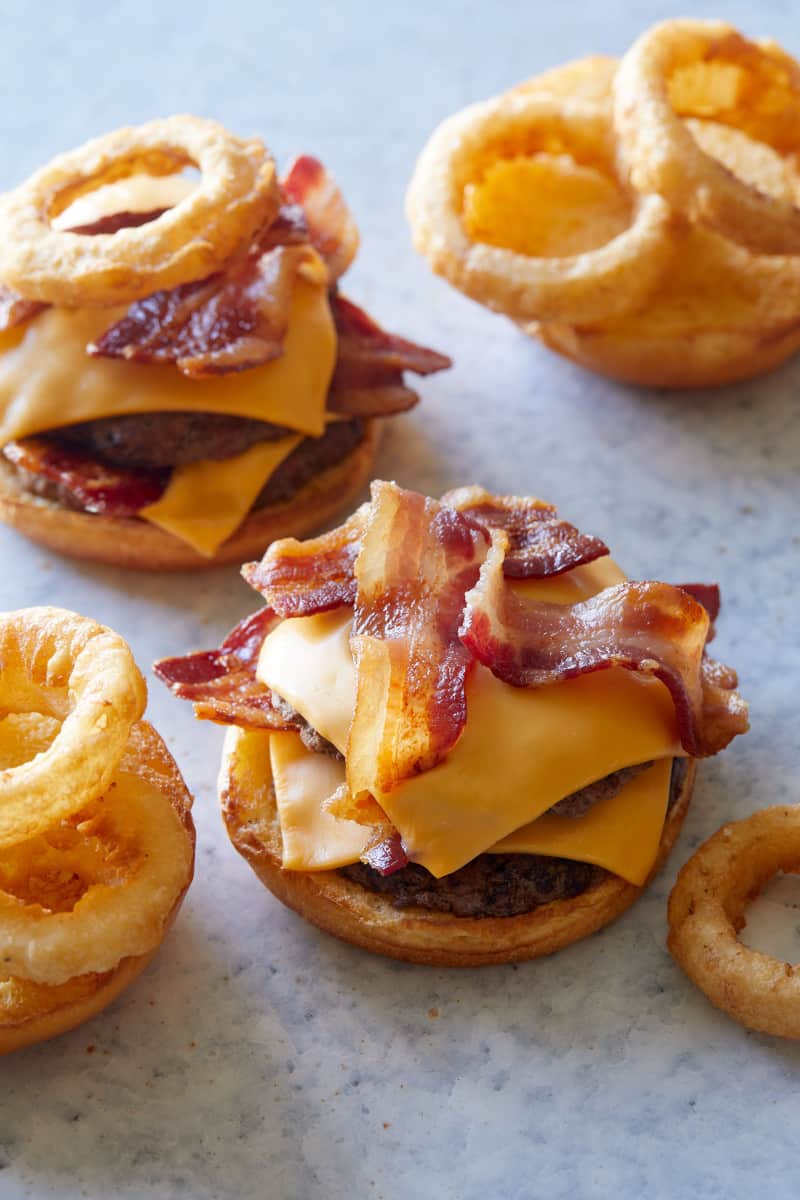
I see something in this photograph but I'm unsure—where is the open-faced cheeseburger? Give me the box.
[0,117,449,569]
[156,481,748,965]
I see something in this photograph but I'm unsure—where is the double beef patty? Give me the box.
[16,412,366,514]
[340,759,688,918]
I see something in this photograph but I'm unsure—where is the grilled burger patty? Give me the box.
[12,419,366,515]
[57,411,292,468]
[339,759,688,917]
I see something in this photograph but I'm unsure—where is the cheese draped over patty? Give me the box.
[255,557,685,884]
[0,176,337,555]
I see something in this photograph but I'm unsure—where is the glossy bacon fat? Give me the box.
[158,484,748,782]
[153,608,294,730]
[346,481,489,800]
[443,486,608,578]
[460,529,748,757]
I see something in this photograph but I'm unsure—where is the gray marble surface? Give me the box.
[1,1,799,1196]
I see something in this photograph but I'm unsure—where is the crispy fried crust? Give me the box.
[0,721,195,1054]
[0,420,380,570]
[219,726,696,967]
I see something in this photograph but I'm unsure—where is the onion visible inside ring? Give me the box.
[613,19,800,254]
[0,728,194,986]
[407,93,676,324]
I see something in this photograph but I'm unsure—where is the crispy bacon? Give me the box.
[327,385,420,418]
[242,504,368,617]
[331,294,452,390]
[3,437,167,516]
[281,155,359,281]
[90,242,320,378]
[346,482,489,801]
[459,530,749,757]
[362,832,409,876]
[153,608,294,730]
[443,486,609,578]
[677,582,721,625]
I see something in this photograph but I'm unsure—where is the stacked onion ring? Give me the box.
[407,19,800,388]
[0,608,195,1053]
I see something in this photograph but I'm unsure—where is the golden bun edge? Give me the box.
[0,421,380,570]
[219,726,696,967]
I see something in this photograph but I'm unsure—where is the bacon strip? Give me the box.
[459,530,748,757]
[443,486,609,578]
[327,385,420,418]
[281,155,360,281]
[346,482,489,801]
[676,582,721,624]
[154,608,294,730]
[362,832,409,876]
[90,242,321,378]
[242,504,368,617]
[331,295,452,390]
[3,438,167,516]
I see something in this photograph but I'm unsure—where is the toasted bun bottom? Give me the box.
[0,420,380,570]
[219,727,696,967]
[0,722,195,1054]
[529,320,800,389]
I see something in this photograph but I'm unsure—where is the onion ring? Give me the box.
[614,19,800,255]
[407,93,676,324]
[668,806,800,1038]
[0,607,146,845]
[0,721,194,986]
[533,119,800,388]
[0,115,279,306]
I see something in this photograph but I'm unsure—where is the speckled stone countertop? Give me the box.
[1,2,799,1196]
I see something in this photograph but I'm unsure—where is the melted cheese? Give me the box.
[269,731,367,870]
[490,758,672,886]
[256,559,684,879]
[140,434,301,556]
[264,729,672,886]
[0,275,335,444]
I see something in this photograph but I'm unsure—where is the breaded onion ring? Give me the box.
[0,608,145,845]
[0,724,195,985]
[614,19,800,255]
[668,807,800,1038]
[0,116,279,306]
[407,93,675,324]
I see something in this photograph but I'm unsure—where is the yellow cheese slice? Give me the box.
[265,730,672,886]
[256,558,684,878]
[489,758,672,886]
[269,730,368,870]
[0,275,335,443]
[140,434,301,556]
[257,606,354,753]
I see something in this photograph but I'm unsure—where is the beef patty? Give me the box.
[339,758,687,918]
[58,411,293,468]
[13,419,366,516]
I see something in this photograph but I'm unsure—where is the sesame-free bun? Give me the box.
[0,722,195,1055]
[219,726,695,968]
[0,420,379,571]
